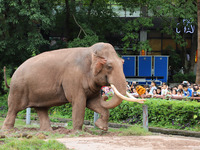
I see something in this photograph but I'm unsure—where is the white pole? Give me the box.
[94,112,99,128]
[143,105,148,131]
[26,108,31,125]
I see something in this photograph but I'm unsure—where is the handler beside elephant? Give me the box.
[2,42,145,131]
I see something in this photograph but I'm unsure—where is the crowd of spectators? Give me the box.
[101,81,200,99]
[127,81,200,98]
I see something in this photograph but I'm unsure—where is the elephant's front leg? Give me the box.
[72,94,87,131]
[87,95,109,131]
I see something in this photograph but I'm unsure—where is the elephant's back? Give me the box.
[10,47,91,88]
[7,47,91,106]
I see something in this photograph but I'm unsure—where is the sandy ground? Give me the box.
[57,135,200,150]
[0,121,200,150]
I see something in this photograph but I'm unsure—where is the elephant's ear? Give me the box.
[92,54,107,76]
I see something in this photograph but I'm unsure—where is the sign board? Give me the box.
[122,56,136,77]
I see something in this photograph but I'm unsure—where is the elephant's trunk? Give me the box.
[100,72,145,109]
[100,74,127,109]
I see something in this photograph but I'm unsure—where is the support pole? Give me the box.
[93,112,99,128]
[26,108,31,125]
[143,105,148,131]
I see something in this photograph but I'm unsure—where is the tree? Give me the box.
[114,0,197,73]
[196,0,200,84]
[0,0,56,94]
[58,0,122,47]
[148,0,197,73]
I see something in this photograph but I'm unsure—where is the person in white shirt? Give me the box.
[161,84,168,96]
[149,81,157,95]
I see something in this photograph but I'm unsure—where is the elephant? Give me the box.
[2,42,145,131]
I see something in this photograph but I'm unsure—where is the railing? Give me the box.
[134,95,200,101]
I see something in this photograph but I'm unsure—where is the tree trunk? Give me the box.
[189,25,197,73]
[196,0,200,84]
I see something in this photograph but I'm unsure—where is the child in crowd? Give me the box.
[177,89,183,96]
[161,83,168,96]
[177,84,183,90]
[171,88,177,96]
[130,88,138,96]
[192,85,198,97]
[152,89,157,95]
[149,81,157,95]
[197,86,200,95]
[183,83,192,97]
[156,87,162,95]
[145,88,150,95]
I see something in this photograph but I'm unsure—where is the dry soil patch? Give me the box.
[57,135,200,150]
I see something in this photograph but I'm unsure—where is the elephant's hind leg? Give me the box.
[35,107,52,131]
[2,94,24,130]
[2,109,18,130]
[87,96,109,131]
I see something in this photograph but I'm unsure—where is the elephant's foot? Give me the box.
[1,125,14,130]
[39,126,53,132]
[95,118,108,131]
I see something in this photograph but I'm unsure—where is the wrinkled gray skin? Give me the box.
[2,43,126,131]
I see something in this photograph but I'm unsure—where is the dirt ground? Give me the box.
[57,135,200,150]
[0,124,200,150]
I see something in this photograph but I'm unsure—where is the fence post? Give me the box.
[93,112,99,128]
[143,105,148,131]
[26,108,31,125]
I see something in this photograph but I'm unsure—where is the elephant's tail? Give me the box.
[4,66,10,89]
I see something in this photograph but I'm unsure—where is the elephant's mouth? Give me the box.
[110,84,145,104]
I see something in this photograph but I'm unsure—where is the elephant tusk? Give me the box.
[110,84,146,104]
[126,92,145,104]
[126,91,137,99]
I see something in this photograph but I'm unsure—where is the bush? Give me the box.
[1,93,200,130]
[49,99,200,129]
[145,99,200,129]
[0,94,8,117]
[173,72,196,83]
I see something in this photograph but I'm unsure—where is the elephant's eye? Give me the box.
[107,65,113,70]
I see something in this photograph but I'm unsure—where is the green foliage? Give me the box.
[0,0,55,67]
[109,101,143,123]
[82,0,122,40]
[172,73,185,83]
[1,92,199,131]
[49,104,72,119]
[68,35,99,48]
[48,99,200,130]
[0,138,67,150]
[0,94,8,117]
[0,0,56,94]
[115,0,197,72]
[173,72,196,83]
[146,99,200,129]
[166,47,182,73]
[122,18,153,53]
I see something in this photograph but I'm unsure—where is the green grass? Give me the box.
[0,118,39,129]
[0,117,66,139]
[0,117,68,149]
[108,125,152,136]
[0,138,68,150]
